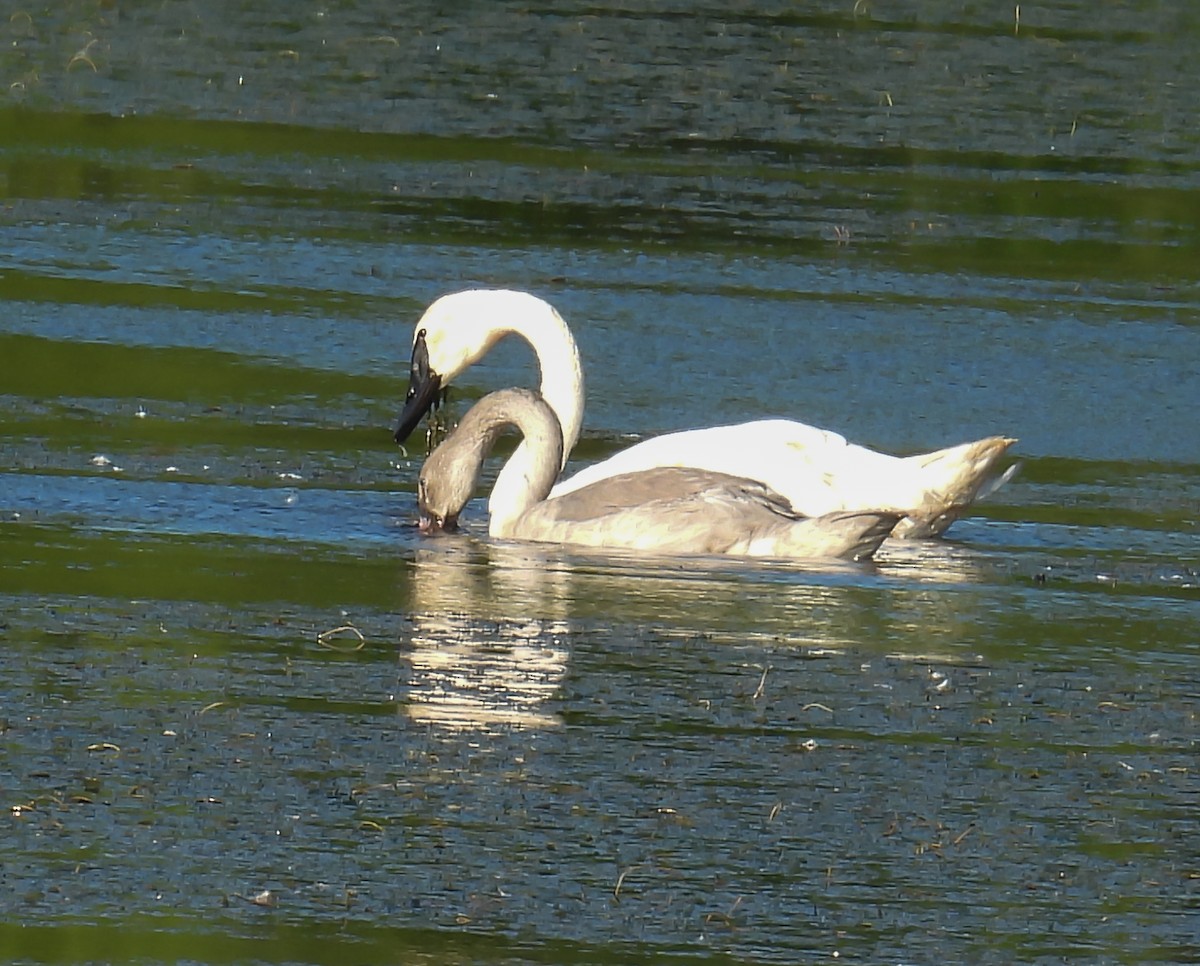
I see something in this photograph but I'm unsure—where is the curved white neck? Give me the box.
[481,296,584,522]
[495,296,584,455]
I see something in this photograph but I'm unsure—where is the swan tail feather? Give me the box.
[894,436,1019,538]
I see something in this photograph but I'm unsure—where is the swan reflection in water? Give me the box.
[402,539,572,732]
[399,521,1011,733]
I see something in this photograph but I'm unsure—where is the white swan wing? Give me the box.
[551,418,1015,534]
[552,420,850,507]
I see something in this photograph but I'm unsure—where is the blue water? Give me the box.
[2,3,1198,963]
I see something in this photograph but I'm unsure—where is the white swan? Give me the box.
[395,289,1018,538]
[417,388,902,561]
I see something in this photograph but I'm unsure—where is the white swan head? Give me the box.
[393,289,583,455]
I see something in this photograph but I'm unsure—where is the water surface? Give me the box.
[2,3,1198,963]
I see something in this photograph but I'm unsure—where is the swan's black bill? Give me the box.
[393,330,443,445]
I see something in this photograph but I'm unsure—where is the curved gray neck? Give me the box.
[441,389,564,537]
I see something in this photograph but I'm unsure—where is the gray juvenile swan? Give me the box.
[417,388,903,562]
[395,289,1019,539]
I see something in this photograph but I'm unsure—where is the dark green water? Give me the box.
[2,3,1198,963]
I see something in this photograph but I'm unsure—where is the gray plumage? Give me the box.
[418,389,902,562]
